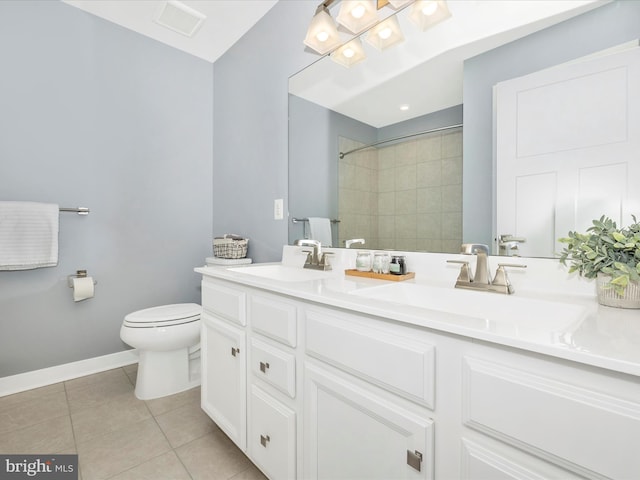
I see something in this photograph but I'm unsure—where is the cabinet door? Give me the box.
[201,312,246,450]
[304,362,433,480]
[248,385,296,480]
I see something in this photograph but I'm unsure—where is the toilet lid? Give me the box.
[124,303,201,325]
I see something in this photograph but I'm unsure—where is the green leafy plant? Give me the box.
[559,215,640,295]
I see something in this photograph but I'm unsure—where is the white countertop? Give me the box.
[195,247,640,378]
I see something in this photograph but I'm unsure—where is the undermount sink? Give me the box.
[349,282,590,336]
[227,264,332,282]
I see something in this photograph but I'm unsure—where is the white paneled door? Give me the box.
[495,45,640,257]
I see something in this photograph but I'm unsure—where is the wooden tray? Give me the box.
[345,269,415,282]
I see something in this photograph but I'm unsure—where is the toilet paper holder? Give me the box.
[67,270,97,288]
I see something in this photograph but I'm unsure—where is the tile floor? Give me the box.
[0,365,267,480]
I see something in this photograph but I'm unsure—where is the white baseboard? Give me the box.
[0,350,139,397]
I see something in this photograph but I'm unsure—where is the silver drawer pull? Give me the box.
[260,434,270,447]
[231,347,240,357]
[259,361,270,373]
[407,450,423,472]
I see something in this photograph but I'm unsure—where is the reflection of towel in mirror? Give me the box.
[308,217,332,247]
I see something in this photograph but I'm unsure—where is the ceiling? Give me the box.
[62,0,610,127]
[62,0,280,63]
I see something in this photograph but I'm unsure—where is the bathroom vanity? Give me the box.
[195,247,640,480]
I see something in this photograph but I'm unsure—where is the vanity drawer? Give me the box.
[249,294,297,347]
[463,355,640,479]
[201,279,246,326]
[305,309,435,408]
[250,337,296,398]
[248,385,296,480]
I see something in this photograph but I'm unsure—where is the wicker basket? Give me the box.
[213,235,248,259]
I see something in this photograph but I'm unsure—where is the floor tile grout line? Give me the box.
[120,364,197,478]
[62,380,82,477]
[0,390,72,438]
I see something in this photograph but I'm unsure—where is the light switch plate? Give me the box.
[274,198,284,220]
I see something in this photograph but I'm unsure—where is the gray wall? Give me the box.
[463,0,640,246]
[288,94,377,244]
[0,1,213,377]
[211,2,317,262]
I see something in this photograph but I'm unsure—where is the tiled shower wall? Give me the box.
[339,128,463,252]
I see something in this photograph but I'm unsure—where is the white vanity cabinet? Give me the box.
[198,266,640,480]
[200,279,247,450]
[304,362,434,480]
[461,343,640,480]
[303,307,437,480]
[200,277,299,479]
[246,293,299,480]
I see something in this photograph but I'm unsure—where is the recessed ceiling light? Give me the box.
[400,104,410,111]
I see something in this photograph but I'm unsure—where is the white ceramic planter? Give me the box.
[596,273,640,309]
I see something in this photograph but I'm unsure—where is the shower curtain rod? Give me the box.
[338,123,463,159]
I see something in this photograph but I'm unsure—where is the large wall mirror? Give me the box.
[288,0,638,257]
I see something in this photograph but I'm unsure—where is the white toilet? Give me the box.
[120,303,202,400]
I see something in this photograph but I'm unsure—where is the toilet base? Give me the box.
[134,348,200,400]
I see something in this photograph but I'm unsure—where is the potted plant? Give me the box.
[559,215,640,308]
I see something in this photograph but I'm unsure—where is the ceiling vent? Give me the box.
[154,1,206,37]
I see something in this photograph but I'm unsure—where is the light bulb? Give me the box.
[351,4,365,19]
[316,31,329,42]
[343,48,355,58]
[422,1,438,16]
[378,27,392,40]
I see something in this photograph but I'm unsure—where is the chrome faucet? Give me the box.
[447,243,526,294]
[345,238,365,248]
[498,234,526,256]
[294,239,332,271]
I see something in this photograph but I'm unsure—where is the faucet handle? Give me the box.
[320,251,334,265]
[447,260,473,283]
[491,263,527,294]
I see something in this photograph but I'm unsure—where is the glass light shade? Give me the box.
[365,15,404,51]
[409,0,452,31]
[387,0,412,8]
[304,7,342,55]
[336,1,379,34]
[330,38,367,68]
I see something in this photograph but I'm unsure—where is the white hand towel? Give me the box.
[0,201,59,270]
[308,217,332,247]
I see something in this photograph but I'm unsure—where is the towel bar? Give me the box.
[292,217,340,224]
[60,207,90,215]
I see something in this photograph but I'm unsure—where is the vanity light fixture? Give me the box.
[336,1,379,34]
[330,37,367,67]
[365,14,405,50]
[409,0,451,31]
[304,0,452,61]
[304,2,342,55]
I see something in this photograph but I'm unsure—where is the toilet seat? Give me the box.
[124,303,201,328]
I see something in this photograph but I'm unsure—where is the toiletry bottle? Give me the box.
[390,255,406,275]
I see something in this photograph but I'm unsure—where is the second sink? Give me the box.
[349,282,590,337]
